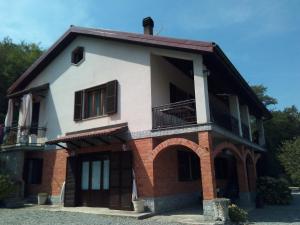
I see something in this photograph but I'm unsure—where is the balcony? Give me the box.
[0,126,46,149]
[210,107,240,136]
[152,99,197,129]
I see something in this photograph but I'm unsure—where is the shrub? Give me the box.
[278,137,300,186]
[0,174,15,200]
[228,204,248,223]
[256,176,292,205]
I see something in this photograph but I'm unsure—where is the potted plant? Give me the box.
[132,196,145,213]
[37,193,48,205]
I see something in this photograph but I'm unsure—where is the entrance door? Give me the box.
[80,154,110,207]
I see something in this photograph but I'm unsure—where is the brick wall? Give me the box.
[153,147,201,197]
[25,149,69,196]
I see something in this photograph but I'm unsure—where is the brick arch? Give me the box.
[254,153,262,165]
[213,141,243,162]
[152,138,207,160]
[244,149,255,164]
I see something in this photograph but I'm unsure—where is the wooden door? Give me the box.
[79,154,110,207]
[109,151,132,210]
[64,156,78,207]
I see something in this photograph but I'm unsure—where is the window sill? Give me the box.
[75,114,109,123]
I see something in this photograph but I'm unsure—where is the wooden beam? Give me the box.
[55,143,70,151]
[8,83,49,98]
[67,141,81,148]
[113,135,126,143]
[97,137,110,145]
[81,139,95,146]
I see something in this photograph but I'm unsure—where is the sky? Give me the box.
[0,0,299,110]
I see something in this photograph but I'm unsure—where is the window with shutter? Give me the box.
[105,80,118,114]
[74,80,118,121]
[74,91,83,121]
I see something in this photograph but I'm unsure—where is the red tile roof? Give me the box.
[46,124,127,144]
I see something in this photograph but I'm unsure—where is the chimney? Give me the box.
[143,17,154,35]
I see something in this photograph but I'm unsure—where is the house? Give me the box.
[0,17,270,218]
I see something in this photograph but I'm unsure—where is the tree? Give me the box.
[0,37,43,123]
[251,84,300,177]
[278,137,300,186]
[251,84,278,108]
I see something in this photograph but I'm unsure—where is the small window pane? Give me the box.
[81,161,89,190]
[95,92,100,116]
[92,161,101,190]
[103,159,110,190]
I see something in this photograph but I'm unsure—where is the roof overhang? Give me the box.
[7,26,271,119]
[46,124,128,150]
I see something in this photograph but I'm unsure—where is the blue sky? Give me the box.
[0,0,299,109]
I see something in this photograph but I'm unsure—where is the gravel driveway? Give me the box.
[0,193,300,225]
[0,206,183,225]
[248,193,300,225]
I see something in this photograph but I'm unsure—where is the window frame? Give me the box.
[27,158,43,185]
[177,150,200,182]
[71,46,85,65]
[84,85,107,119]
[74,80,118,122]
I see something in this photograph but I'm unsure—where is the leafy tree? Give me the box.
[252,85,300,177]
[251,84,278,108]
[278,137,300,186]
[0,37,43,123]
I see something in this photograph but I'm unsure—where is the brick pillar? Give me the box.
[237,158,253,207]
[129,138,155,211]
[198,131,217,200]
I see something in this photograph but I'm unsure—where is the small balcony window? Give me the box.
[71,47,84,65]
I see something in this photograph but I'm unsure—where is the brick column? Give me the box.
[198,131,217,200]
[237,159,253,207]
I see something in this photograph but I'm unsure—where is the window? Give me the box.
[74,80,118,121]
[214,157,228,179]
[27,158,43,184]
[177,150,200,181]
[85,87,106,118]
[71,46,84,64]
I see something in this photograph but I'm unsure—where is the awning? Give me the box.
[46,124,128,149]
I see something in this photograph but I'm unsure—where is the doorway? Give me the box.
[79,154,110,207]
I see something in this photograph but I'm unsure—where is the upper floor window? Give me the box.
[74,80,118,121]
[71,47,84,65]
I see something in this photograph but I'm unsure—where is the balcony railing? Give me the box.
[241,123,250,140]
[1,126,46,147]
[210,108,240,136]
[152,99,197,129]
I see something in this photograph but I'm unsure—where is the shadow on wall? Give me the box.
[153,146,202,197]
[25,149,69,199]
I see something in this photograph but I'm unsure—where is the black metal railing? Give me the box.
[152,99,197,129]
[241,123,250,140]
[1,126,46,147]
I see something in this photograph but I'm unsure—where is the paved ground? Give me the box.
[0,193,299,225]
[248,193,300,225]
[0,206,183,225]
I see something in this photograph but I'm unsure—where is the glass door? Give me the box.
[80,155,110,207]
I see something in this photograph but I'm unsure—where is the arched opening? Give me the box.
[214,149,239,201]
[214,142,247,203]
[255,155,264,178]
[153,144,203,212]
[246,154,256,192]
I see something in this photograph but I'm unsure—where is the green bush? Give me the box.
[278,137,300,186]
[0,174,15,200]
[228,204,248,223]
[257,176,292,205]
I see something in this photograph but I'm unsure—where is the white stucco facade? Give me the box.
[24,36,209,142]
